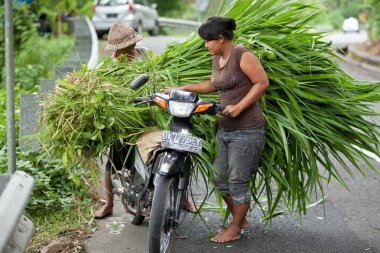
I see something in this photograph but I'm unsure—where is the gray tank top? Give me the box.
[211,44,265,131]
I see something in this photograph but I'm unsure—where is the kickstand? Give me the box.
[173,230,187,240]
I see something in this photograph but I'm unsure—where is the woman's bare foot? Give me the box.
[217,218,249,234]
[95,204,113,219]
[211,224,241,243]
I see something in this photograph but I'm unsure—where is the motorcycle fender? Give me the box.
[153,151,186,176]
[133,147,151,185]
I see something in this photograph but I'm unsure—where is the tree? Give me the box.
[0,3,36,85]
[366,0,380,38]
[147,0,184,17]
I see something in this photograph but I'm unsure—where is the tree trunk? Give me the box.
[57,0,62,37]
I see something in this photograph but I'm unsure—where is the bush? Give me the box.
[0,88,24,147]
[13,36,74,90]
[0,146,91,214]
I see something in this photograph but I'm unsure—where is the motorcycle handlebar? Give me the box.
[218,105,226,111]
[133,97,148,105]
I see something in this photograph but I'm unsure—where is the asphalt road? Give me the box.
[86,35,380,253]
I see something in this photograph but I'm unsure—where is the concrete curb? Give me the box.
[347,45,380,71]
[336,50,380,73]
[85,16,99,70]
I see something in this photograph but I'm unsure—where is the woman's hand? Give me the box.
[222,105,243,118]
[162,86,184,94]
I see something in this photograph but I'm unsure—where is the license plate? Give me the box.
[106,13,118,18]
[161,131,203,154]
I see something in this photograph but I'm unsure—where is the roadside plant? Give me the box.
[39,0,380,220]
[0,146,91,214]
[0,3,36,86]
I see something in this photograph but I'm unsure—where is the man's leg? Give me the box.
[181,195,197,213]
[95,169,114,218]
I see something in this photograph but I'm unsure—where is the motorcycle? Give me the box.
[111,74,221,253]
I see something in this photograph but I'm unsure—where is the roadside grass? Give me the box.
[1,32,92,252]
[27,200,96,253]
[0,147,98,252]
[13,35,75,90]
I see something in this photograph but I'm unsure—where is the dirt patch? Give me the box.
[356,37,380,56]
[38,229,89,253]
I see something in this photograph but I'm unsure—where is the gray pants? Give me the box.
[213,127,265,205]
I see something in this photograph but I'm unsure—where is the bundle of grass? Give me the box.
[39,0,380,219]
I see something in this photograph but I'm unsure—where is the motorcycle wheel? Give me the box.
[148,176,177,253]
[130,214,145,225]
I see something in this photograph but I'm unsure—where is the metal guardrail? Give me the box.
[0,170,35,253]
[85,16,100,69]
[158,17,198,30]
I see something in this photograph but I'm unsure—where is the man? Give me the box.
[95,22,148,218]
[105,22,148,61]
[95,22,196,218]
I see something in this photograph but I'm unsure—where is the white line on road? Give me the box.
[352,145,380,163]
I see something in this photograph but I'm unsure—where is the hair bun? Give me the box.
[198,16,236,41]
[228,18,236,31]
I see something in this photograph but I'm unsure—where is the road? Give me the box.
[323,30,369,48]
[86,35,380,253]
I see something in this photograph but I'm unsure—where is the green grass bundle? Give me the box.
[39,0,380,219]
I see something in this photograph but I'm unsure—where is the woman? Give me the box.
[164,16,269,243]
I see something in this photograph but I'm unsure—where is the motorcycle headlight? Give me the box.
[169,101,195,117]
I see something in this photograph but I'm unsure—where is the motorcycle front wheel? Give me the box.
[148,176,178,253]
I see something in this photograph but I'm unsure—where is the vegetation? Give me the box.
[1,0,379,250]
[0,147,94,252]
[308,0,380,38]
[40,0,380,222]
[366,0,380,38]
[0,4,74,90]
[0,3,36,86]
[1,2,89,252]
[5,0,379,37]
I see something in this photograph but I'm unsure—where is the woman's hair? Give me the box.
[198,16,236,41]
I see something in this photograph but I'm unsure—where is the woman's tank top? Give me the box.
[211,44,265,131]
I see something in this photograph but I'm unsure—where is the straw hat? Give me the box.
[105,22,142,51]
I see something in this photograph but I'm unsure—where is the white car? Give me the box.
[92,0,160,38]
[342,17,360,33]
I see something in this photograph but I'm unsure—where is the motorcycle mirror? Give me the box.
[130,74,150,90]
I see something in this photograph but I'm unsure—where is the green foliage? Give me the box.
[0,88,24,146]
[0,146,91,214]
[147,0,185,17]
[32,0,92,18]
[367,0,380,38]
[0,3,37,83]
[1,4,74,90]
[304,0,366,28]
[327,9,345,29]
[0,35,74,146]
[12,35,74,90]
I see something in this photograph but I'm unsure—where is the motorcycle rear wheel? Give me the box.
[148,176,177,253]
